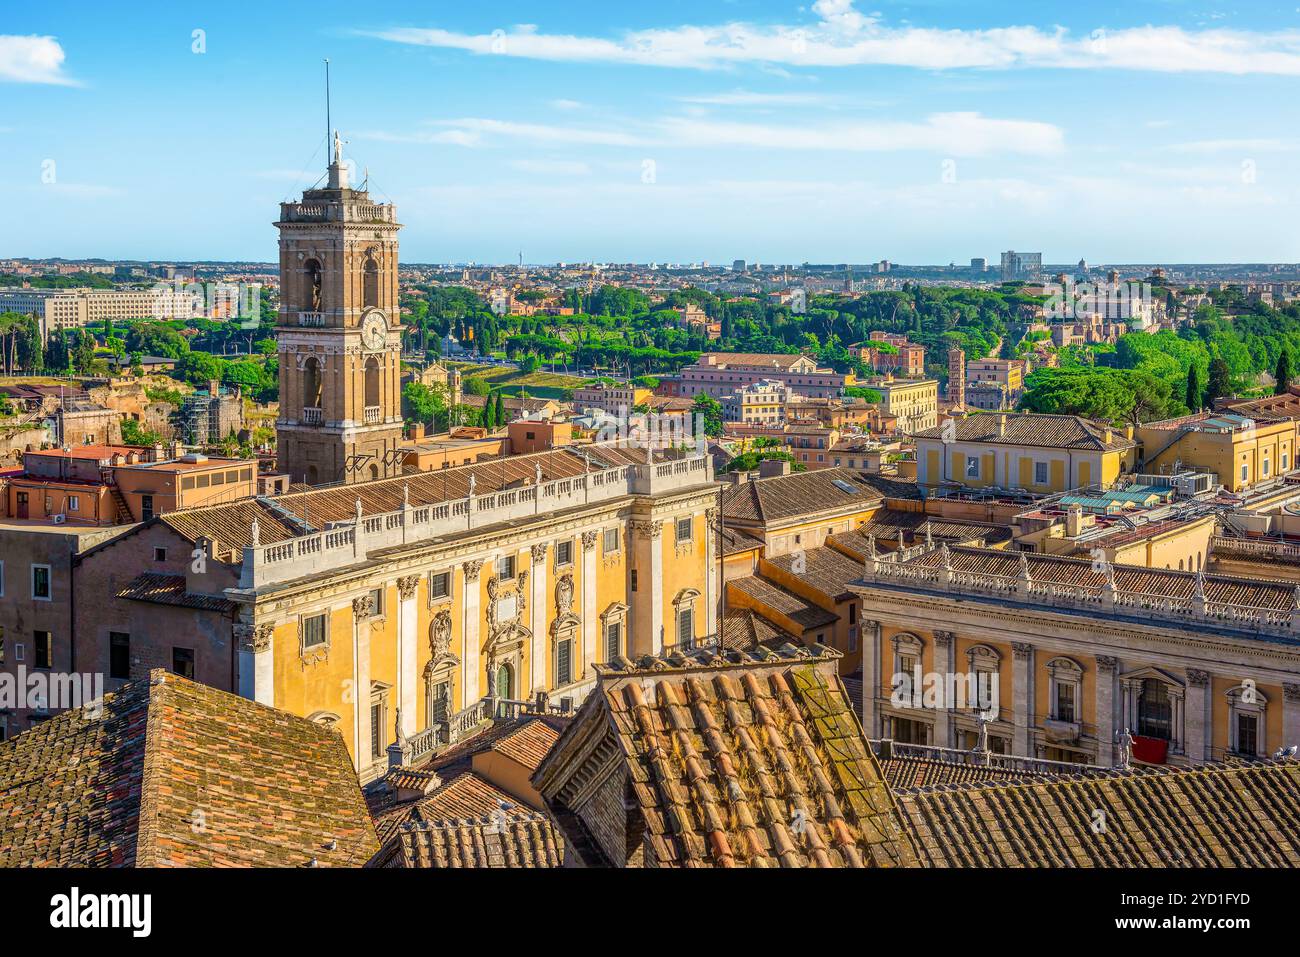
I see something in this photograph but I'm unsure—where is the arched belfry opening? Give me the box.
[303,356,322,409]
[363,255,380,309]
[364,356,381,410]
[304,258,323,312]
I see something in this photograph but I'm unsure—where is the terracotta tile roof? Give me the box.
[899,760,1300,867]
[373,770,523,845]
[879,756,1050,789]
[721,467,883,525]
[840,675,863,714]
[0,670,377,867]
[720,607,798,651]
[488,719,564,770]
[728,575,840,630]
[161,500,299,561]
[114,572,236,613]
[720,524,764,556]
[908,545,1296,610]
[766,546,864,601]
[913,413,1136,450]
[533,645,919,868]
[369,812,564,868]
[1221,386,1300,422]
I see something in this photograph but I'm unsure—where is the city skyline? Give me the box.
[4,1,1300,264]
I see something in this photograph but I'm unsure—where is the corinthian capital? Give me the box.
[352,595,374,621]
[462,559,484,582]
[397,575,420,600]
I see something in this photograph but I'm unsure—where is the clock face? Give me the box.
[361,311,387,351]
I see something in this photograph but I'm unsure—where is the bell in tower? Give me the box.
[274,132,404,486]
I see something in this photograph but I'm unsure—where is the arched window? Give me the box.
[363,255,380,309]
[303,356,321,408]
[364,356,380,409]
[303,258,323,312]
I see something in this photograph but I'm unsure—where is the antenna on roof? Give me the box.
[324,59,331,150]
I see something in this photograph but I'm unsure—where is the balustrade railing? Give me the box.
[301,406,323,425]
[298,311,326,327]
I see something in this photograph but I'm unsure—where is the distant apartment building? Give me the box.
[721,379,789,426]
[850,332,925,377]
[861,375,939,434]
[8,287,205,337]
[678,352,849,400]
[1000,250,1043,282]
[571,383,652,418]
[964,358,1025,411]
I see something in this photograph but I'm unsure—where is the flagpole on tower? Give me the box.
[324,58,331,147]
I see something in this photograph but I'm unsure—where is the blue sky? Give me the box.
[3,1,1300,264]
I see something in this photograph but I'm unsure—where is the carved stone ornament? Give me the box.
[235,623,274,654]
[463,559,484,582]
[555,573,575,618]
[429,608,453,662]
[531,543,548,563]
[352,595,374,621]
[397,575,419,601]
[581,530,598,551]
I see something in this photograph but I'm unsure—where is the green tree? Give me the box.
[691,393,724,438]
[1206,357,1232,405]
[1275,349,1293,395]
[1185,364,1202,412]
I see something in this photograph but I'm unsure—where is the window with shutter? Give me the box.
[557,639,572,686]
[606,622,621,661]
[677,609,694,649]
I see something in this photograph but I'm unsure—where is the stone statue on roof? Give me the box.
[1116,727,1134,769]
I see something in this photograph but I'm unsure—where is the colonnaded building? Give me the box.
[68,142,719,782]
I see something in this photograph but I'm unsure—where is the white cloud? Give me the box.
[677,90,829,106]
[357,128,483,147]
[0,35,75,85]
[1165,138,1300,154]
[548,98,586,110]
[364,4,1300,75]
[401,110,1060,157]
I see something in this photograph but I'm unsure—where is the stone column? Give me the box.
[631,520,664,654]
[529,544,548,693]
[396,576,419,738]
[352,595,374,773]
[461,560,483,706]
[1284,683,1300,752]
[581,531,598,676]
[1096,655,1118,766]
[861,619,881,737]
[1185,669,1211,763]
[235,623,274,707]
[933,631,956,748]
[1011,641,1034,757]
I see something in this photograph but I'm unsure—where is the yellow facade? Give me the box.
[916,436,1136,494]
[1139,417,1297,492]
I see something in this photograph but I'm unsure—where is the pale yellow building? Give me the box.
[914,413,1138,495]
[1138,411,1297,492]
[862,376,938,434]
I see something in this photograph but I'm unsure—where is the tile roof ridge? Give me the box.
[132,669,172,867]
[594,642,840,677]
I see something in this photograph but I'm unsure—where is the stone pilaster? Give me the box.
[581,531,598,677]
[1185,669,1211,763]
[461,560,483,706]
[1011,641,1034,757]
[932,631,956,748]
[1284,683,1300,752]
[396,575,419,738]
[530,543,548,693]
[352,595,373,772]
[861,619,880,736]
[235,622,274,707]
[704,507,719,641]
[1096,655,1118,766]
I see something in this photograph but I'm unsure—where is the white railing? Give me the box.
[298,311,326,327]
[364,406,382,425]
[301,407,323,425]
[240,452,712,587]
[1212,535,1300,562]
[859,552,1300,638]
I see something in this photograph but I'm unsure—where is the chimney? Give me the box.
[409,422,425,442]
[1066,504,1084,537]
[1103,425,1113,444]
[758,459,792,479]
[998,413,1007,437]
[727,470,750,485]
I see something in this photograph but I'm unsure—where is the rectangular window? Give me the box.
[496,555,515,580]
[302,614,327,648]
[1055,682,1077,723]
[1237,712,1258,755]
[0,560,5,597]
[605,621,621,661]
[1034,461,1048,485]
[630,570,638,592]
[555,540,573,566]
[1241,464,1249,483]
[676,608,694,649]
[31,564,51,601]
[847,627,858,652]
[33,631,52,669]
[676,517,693,544]
[429,571,450,601]
[368,587,384,617]
[430,682,449,724]
[966,456,980,479]
[68,495,80,511]
[603,528,619,554]
[141,494,155,521]
[371,703,383,759]
[557,639,573,686]
[172,647,195,680]
[110,632,131,680]
[154,547,167,562]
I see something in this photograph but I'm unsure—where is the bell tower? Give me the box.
[275,132,404,486]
